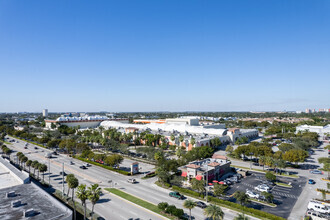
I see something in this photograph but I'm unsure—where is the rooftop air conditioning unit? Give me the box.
[11,200,22,207]
[6,191,16,198]
[24,209,36,217]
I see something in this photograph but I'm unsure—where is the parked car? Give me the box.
[246,190,259,199]
[127,179,137,184]
[310,170,323,175]
[195,201,207,208]
[255,185,269,192]
[79,165,87,169]
[262,180,275,186]
[308,179,316,184]
[259,184,271,190]
[169,191,184,200]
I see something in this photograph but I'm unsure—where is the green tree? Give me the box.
[203,204,224,220]
[234,213,250,220]
[170,134,175,142]
[265,171,276,182]
[214,183,227,197]
[21,156,28,170]
[87,184,101,217]
[191,179,206,197]
[183,199,196,220]
[31,160,39,177]
[67,176,79,220]
[26,160,32,173]
[261,191,274,203]
[39,164,48,182]
[76,184,88,220]
[234,191,250,217]
[225,145,234,154]
[190,137,196,146]
[323,163,330,180]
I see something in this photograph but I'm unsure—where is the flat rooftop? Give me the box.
[0,165,21,189]
[0,183,71,220]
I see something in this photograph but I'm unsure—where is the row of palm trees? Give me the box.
[16,152,48,182]
[65,174,101,220]
[183,190,250,220]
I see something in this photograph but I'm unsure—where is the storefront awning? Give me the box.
[181,172,187,177]
[196,175,203,181]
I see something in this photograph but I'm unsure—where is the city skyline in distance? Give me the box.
[1,0,329,112]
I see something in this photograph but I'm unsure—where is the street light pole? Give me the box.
[62,162,64,196]
[48,157,50,187]
[206,165,208,203]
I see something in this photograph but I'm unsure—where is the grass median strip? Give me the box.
[231,165,299,178]
[275,182,292,188]
[105,188,172,219]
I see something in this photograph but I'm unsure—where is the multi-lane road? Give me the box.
[6,137,257,220]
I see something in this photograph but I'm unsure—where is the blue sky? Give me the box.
[1,0,329,112]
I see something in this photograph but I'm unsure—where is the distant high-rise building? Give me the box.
[305,108,311,113]
[42,109,48,117]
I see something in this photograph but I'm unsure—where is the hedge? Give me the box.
[169,185,285,220]
[75,156,131,176]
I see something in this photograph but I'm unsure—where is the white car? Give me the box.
[246,190,259,199]
[259,184,271,190]
[255,185,269,192]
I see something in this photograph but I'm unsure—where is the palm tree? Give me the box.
[87,183,101,217]
[234,213,249,220]
[183,199,196,220]
[21,156,28,170]
[39,164,47,182]
[26,160,32,173]
[203,204,224,220]
[76,184,88,220]
[234,191,250,217]
[67,176,79,220]
[31,160,38,177]
[66,174,75,196]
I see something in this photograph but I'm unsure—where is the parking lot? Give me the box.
[225,171,307,219]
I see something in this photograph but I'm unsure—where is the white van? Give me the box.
[308,200,330,214]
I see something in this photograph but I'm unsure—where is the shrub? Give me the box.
[173,208,184,218]
[165,205,176,215]
[158,202,168,211]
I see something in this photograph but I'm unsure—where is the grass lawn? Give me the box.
[105,188,173,219]
[250,198,277,207]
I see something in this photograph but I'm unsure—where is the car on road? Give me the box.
[246,190,259,199]
[34,146,38,149]
[59,171,67,176]
[79,165,87,169]
[45,153,52,158]
[52,151,58,155]
[127,179,137,184]
[69,161,74,165]
[310,170,323,175]
[24,146,28,149]
[308,179,316,184]
[255,185,269,192]
[16,141,19,143]
[83,163,91,167]
[195,201,207,208]
[169,191,184,200]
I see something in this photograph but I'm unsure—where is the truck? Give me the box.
[169,191,184,200]
[45,153,52,158]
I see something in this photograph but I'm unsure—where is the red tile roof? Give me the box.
[212,154,228,160]
[208,162,220,167]
[186,164,200,169]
